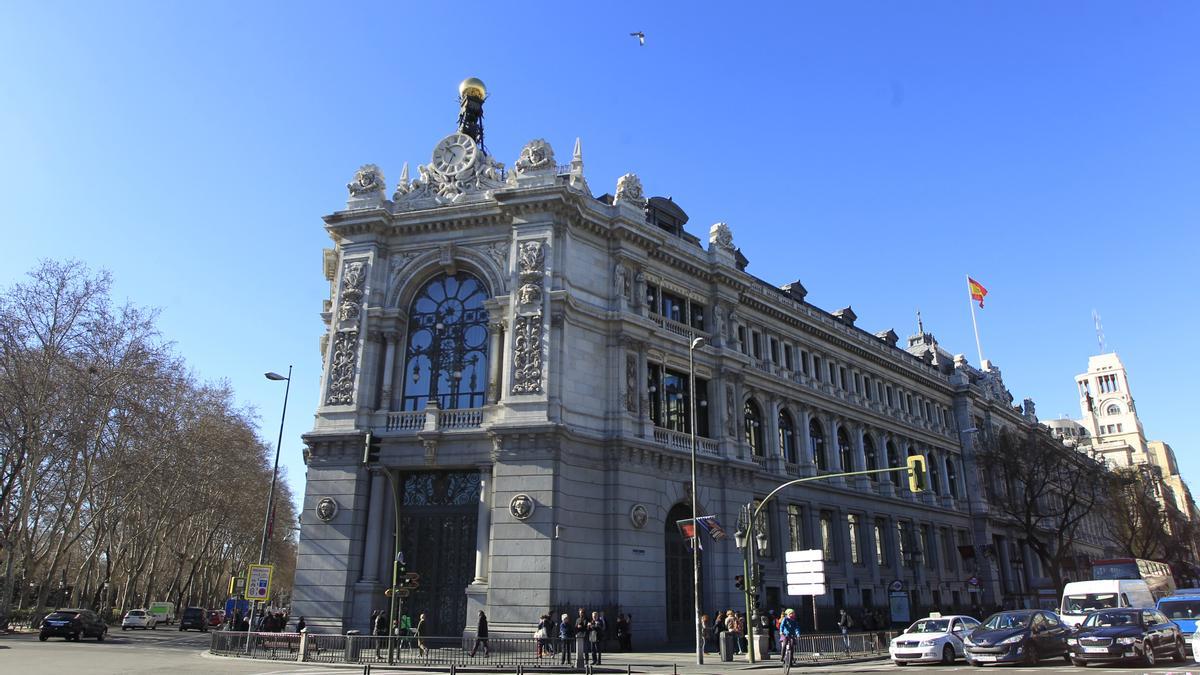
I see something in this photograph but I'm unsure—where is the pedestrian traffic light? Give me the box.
[906,454,927,493]
[735,574,745,591]
[363,431,381,464]
[753,563,765,588]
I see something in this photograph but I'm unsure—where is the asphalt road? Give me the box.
[4,630,1200,675]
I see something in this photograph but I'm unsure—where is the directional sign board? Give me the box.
[785,549,826,597]
[246,564,273,601]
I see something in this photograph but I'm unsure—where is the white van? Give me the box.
[1060,580,1156,627]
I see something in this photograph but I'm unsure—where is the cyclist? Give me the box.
[779,608,802,664]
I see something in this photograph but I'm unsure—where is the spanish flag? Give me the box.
[968,277,988,308]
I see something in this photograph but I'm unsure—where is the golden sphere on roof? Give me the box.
[458,77,487,100]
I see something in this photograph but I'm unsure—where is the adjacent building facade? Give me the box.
[292,82,1114,641]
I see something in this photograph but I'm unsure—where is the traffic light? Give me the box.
[752,563,765,588]
[734,574,745,591]
[907,454,927,493]
[363,431,381,464]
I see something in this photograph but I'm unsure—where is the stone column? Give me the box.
[473,466,492,583]
[765,395,783,473]
[878,433,896,498]
[378,330,398,411]
[486,321,504,404]
[852,425,870,489]
[360,473,386,582]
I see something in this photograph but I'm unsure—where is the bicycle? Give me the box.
[780,635,797,675]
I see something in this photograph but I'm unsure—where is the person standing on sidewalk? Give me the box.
[574,608,589,668]
[372,610,388,657]
[415,612,428,656]
[558,612,574,664]
[837,608,853,654]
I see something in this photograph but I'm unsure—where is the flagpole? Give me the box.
[967,275,985,367]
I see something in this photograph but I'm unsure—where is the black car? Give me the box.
[963,609,1070,665]
[179,606,209,632]
[1067,608,1187,666]
[39,608,108,642]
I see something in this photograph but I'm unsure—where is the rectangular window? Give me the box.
[897,521,909,567]
[689,301,705,330]
[783,345,793,370]
[921,524,935,569]
[874,520,887,566]
[828,361,837,385]
[863,376,872,400]
[886,386,894,407]
[801,351,810,375]
[839,366,847,390]
[770,338,779,365]
[660,290,686,323]
[942,527,956,572]
[752,331,762,359]
[820,512,834,561]
[646,283,659,314]
[1116,423,1123,432]
[787,504,804,551]
[738,326,748,355]
[848,514,861,564]
[905,394,913,414]
[813,356,822,381]
[854,373,862,394]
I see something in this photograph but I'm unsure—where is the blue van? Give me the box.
[1158,590,1200,647]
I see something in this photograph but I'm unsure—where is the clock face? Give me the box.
[431,133,479,176]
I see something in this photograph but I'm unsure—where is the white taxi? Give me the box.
[890,614,980,665]
[122,609,158,630]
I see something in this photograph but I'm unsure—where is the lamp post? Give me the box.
[688,336,705,665]
[734,507,769,663]
[259,366,292,565]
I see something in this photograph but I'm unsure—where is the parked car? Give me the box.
[890,614,980,665]
[207,609,224,627]
[963,609,1070,666]
[1158,591,1200,650]
[39,608,108,642]
[1067,608,1187,666]
[122,609,158,630]
[178,606,208,631]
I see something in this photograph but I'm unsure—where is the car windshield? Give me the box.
[1083,611,1138,628]
[46,611,79,620]
[1160,600,1200,620]
[909,619,950,633]
[128,610,145,616]
[1063,593,1119,614]
[983,613,1030,630]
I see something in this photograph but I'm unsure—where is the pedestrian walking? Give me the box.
[559,612,574,664]
[837,608,853,654]
[372,610,388,657]
[469,610,489,657]
[415,612,428,656]
[296,616,306,633]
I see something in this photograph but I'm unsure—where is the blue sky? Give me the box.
[3,2,1198,514]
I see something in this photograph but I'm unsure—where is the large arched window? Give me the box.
[779,410,797,463]
[837,427,854,472]
[1106,404,1121,416]
[745,400,764,457]
[928,451,941,495]
[809,419,827,471]
[401,272,490,411]
[946,459,959,498]
[887,441,901,487]
[864,435,878,479]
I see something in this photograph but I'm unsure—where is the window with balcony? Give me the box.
[401,272,491,411]
[810,418,827,471]
[864,435,878,479]
[947,459,959,498]
[837,427,854,471]
[801,351,810,376]
[779,410,797,463]
[886,441,901,487]
[820,512,835,561]
[874,520,888,566]
[648,364,709,436]
[928,452,941,495]
[745,399,764,456]
[788,504,805,550]
[848,514,861,564]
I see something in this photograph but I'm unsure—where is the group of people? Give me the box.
[543,608,614,665]
[702,606,888,659]
[370,609,428,656]
[701,608,752,654]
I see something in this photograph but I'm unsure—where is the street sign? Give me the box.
[395,588,410,598]
[787,584,826,596]
[786,572,826,585]
[785,560,824,573]
[404,573,421,582]
[246,564,273,601]
[785,549,823,563]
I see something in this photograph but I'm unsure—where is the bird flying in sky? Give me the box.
[630,31,645,46]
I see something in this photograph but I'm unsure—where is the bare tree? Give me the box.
[976,427,1112,595]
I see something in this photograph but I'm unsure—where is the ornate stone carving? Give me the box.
[391,162,411,200]
[512,139,555,175]
[394,135,506,210]
[511,314,543,394]
[337,260,367,322]
[316,497,339,522]
[510,493,535,520]
[347,164,386,197]
[482,240,508,269]
[725,384,736,436]
[614,173,646,207]
[625,353,637,412]
[614,264,632,303]
[629,504,648,529]
[325,329,359,405]
[709,222,735,251]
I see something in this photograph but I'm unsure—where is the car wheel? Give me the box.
[942,645,955,664]
[38,635,47,642]
[1175,638,1188,663]
[179,626,185,631]
[151,623,156,630]
[895,661,906,666]
[970,660,983,667]
[97,629,105,642]
[1063,651,1072,663]
[72,632,80,642]
[122,627,128,631]
[1071,657,1086,667]
[1144,644,1157,666]
[1024,643,1039,665]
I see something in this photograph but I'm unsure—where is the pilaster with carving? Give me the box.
[511,240,546,395]
[325,258,370,406]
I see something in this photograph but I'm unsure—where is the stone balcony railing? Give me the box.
[382,404,484,433]
[652,426,721,457]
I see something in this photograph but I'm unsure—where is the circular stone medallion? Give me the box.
[510,493,535,520]
[316,497,339,522]
[630,504,649,529]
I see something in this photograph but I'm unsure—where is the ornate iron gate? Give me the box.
[398,470,481,636]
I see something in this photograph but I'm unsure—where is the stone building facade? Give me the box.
[292,87,1110,640]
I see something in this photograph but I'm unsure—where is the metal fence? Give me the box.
[210,629,897,667]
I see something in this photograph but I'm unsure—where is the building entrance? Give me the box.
[665,503,704,643]
[396,470,481,636]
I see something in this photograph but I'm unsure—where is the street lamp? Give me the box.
[734,508,770,663]
[688,336,705,665]
[259,366,292,565]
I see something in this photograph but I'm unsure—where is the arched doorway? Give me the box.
[664,503,704,643]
